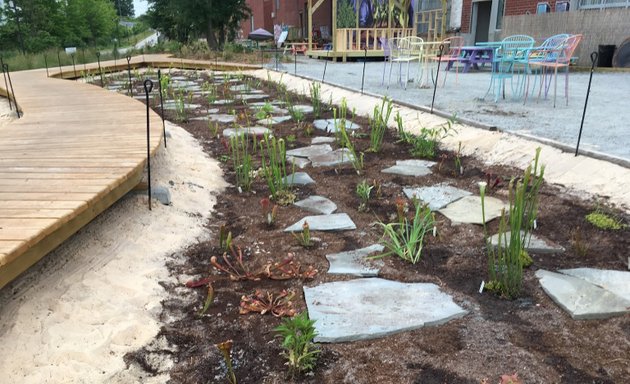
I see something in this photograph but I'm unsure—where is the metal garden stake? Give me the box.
[126,55,133,96]
[157,69,167,148]
[0,57,11,111]
[57,51,63,78]
[431,44,445,114]
[322,50,330,83]
[143,79,154,210]
[294,50,297,75]
[361,47,368,94]
[575,52,598,157]
[44,54,49,77]
[96,52,103,87]
[3,64,19,118]
[71,53,77,79]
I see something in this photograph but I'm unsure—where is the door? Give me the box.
[473,1,491,44]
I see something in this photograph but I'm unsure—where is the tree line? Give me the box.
[0,0,135,54]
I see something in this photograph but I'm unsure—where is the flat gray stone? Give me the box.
[286,144,333,159]
[403,184,472,211]
[490,231,565,254]
[229,84,256,92]
[250,101,285,107]
[294,196,337,215]
[222,126,271,139]
[150,186,172,205]
[382,163,433,177]
[286,156,311,169]
[313,119,361,133]
[304,278,467,342]
[439,195,505,225]
[256,116,292,125]
[559,268,630,301]
[397,159,437,168]
[326,244,385,277]
[284,213,356,232]
[162,102,201,110]
[211,99,233,105]
[291,104,314,114]
[236,93,269,101]
[253,104,288,114]
[310,148,355,167]
[312,137,335,144]
[282,172,315,186]
[535,270,630,320]
[208,114,236,123]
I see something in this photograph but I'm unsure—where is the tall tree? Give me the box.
[146,0,250,50]
[111,0,134,18]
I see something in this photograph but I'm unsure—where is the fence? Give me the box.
[501,8,630,66]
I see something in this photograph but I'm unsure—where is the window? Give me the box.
[495,0,505,30]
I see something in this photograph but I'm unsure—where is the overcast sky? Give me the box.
[133,0,148,17]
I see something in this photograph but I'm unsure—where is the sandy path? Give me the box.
[0,121,227,383]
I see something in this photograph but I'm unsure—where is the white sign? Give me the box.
[65,47,77,54]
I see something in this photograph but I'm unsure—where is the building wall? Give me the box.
[501,8,630,66]
[241,0,273,38]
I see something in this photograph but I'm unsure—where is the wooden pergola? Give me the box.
[307,0,417,61]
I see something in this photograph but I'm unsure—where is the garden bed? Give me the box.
[113,69,629,383]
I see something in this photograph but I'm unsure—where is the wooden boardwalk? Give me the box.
[0,55,257,289]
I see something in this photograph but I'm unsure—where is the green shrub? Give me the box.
[274,312,320,378]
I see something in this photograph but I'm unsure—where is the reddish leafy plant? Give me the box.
[240,289,297,317]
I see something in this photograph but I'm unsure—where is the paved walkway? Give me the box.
[286,57,630,163]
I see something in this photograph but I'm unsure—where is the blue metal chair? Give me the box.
[484,35,535,102]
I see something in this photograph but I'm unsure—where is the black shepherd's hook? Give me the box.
[44,54,49,77]
[322,50,330,83]
[431,44,445,114]
[157,69,167,148]
[144,79,154,211]
[3,64,19,118]
[57,51,63,78]
[96,52,103,87]
[71,53,77,79]
[0,57,12,111]
[361,46,368,94]
[576,51,598,157]
[126,55,133,96]
[294,49,297,75]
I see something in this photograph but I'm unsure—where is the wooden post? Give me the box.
[388,0,393,39]
[308,0,312,51]
[332,0,337,53]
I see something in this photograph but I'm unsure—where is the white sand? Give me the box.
[0,121,227,383]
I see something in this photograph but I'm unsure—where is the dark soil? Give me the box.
[123,70,630,384]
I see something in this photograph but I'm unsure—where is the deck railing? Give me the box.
[335,28,414,52]
[578,0,630,9]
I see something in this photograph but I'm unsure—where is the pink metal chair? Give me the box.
[528,34,582,107]
[431,36,464,86]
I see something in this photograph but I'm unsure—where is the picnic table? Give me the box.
[449,45,496,73]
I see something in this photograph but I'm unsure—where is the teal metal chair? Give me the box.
[484,35,535,102]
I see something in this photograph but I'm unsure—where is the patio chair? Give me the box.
[528,34,583,107]
[388,37,416,90]
[430,36,464,86]
[405,36,425,85]
[484,35,535,102]
[521,34,570,103]
[380,37,391,86]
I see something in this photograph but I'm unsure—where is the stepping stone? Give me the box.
[253,104,288,114]
[382,159,436,177]
[489,231,565,254]
[403,184,471,211]
[282,172,315,186]
[223,126,272,139]
[208,114,236,124]
[162,102,201,110]
[211,99,233,105]
[291,104,314,114]
[304,278,467,342]
[286,144,333,159]
[286,156,311,169]
[559,268,630,301]
[439,195,505,225]
[310,148,355,167]
[313,119,361,133]
[236,93,269,101]
[284,213,356,232]
[294,196,337,215]
[535,270,630,320]
[250,101,285,107]
[229,84,256,92]
[326,244,385,277]
[151,186,171,205]
[256,116,292,125]
[312,137,335,144]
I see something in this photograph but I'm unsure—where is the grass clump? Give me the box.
[585,211,625,230]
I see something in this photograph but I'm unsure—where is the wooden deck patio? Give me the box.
[0,55,260,289]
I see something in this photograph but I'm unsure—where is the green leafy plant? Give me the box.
[260,134,295,204]
[585,211,625,230]
[309,82,323,118]
[229,134,254,192]
[454,142,464,175]
[372,199,435,264]
[368,97,394,152]
[274,311,320,379]
[293,221,313,247]
[356,180,374,212]
[481,148,545,299]
[255,101,274,120]
[216,340,237,384]
[333,104,364,174]
[409,118,457,159]
[218,224,233,252]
